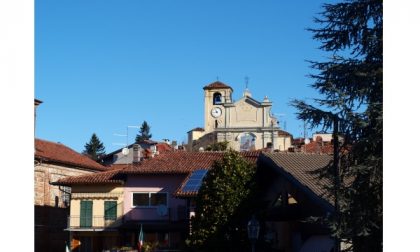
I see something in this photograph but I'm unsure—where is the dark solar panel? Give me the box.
[181,169,208,193]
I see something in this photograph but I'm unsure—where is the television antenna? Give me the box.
[113,125,141,164]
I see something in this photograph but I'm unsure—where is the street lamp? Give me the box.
[247,215,260,252]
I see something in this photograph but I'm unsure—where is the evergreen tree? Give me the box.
[291,0,382,251]
[187,150,257,251]
[83,133,106,162]
[135,121,152,143]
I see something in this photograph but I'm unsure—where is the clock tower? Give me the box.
[187,80,293,152]
[203,81,233,132]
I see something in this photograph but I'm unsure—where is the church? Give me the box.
[187,81,292,152]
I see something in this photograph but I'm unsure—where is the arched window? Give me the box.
[239,132,256,151]
[213,92,222,105]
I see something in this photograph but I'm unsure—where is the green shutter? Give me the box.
[104,201,117,220]
[80,200,93,227]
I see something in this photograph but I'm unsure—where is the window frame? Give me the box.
[104,200,117,221]
[80,200,93,228]
[132,192,168,208]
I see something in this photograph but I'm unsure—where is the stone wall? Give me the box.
[34,162,94,207]
[34,161,98,252]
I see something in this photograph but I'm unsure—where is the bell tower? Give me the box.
[203,81,233,133]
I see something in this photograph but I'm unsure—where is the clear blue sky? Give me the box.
[35,0,337,153]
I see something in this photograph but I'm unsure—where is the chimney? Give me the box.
[133,144,141,163]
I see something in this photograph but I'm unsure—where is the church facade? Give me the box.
[187,81,292,152]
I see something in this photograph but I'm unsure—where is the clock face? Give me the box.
[211,107,222,118]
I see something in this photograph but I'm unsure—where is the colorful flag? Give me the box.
[137,224,144,252]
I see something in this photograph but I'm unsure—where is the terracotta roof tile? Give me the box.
[121,151,260,175]
[173,151,260,197]
[203,81,233,90]
[35,138,107,171]
[260,152,334,205]
[156,143,174,152]
[52,169,124,186]
[303,141,334,154]
[54,151,260,187]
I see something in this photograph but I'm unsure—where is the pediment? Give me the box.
[234,96,261,108]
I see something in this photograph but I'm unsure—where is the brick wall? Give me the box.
[34,162,95,207]
[34,161,99,252]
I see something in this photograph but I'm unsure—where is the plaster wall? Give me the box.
[124,175,187,222]
[69,185,124,228]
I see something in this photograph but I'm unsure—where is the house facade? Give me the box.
[256,152,336,252]
[55,151,260,251]
[187,81,293,152]
[53,169,125,252]
[35,138,108,252]
[53,146,342,252]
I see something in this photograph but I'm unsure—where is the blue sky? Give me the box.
[35,0,337,153]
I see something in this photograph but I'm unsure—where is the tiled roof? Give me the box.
[188,127,205,132]
[52,169,124,186]
[35,139,107,171]
[156,143,174,152]
[203,81,233,90]
[54,151,260,187]
[278,130,292,136]
[259,152,334,206]
[303,141,334,154]
[173,151,260,197]
[121,151,260,175]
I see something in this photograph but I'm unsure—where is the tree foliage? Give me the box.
[83,133,106,162]
[187,150,257,251]
[135,121,152,143]
[291,0,382,251]
[205,141,229,151]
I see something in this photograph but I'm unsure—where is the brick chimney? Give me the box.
[133,144,142,163]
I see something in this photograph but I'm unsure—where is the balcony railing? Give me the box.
[68,215,123,229]
[68,205,189,229]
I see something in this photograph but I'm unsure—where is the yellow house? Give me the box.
[53,169,126,251]
[35,138,108,252]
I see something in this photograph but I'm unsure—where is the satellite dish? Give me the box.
[304,138,310,144]
[122,147,129,156]
[156,204,168,216]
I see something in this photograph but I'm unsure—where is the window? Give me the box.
[133,192,167,207]
[239,133,256,151]
[213,92,222,104]
[80,200,93,227]
[61,186,71,207]
[104,201,117,220]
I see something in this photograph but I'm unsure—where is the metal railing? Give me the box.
[68,215,122,229]
[68,205,189,228]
